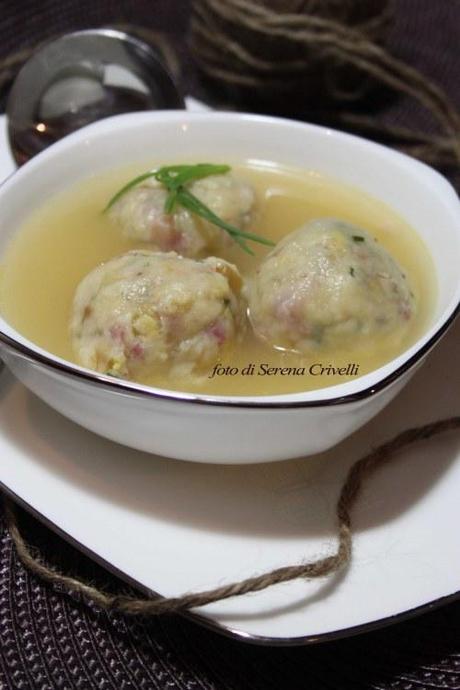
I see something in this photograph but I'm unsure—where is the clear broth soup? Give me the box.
[0,162,436,395]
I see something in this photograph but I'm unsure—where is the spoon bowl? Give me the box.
[6,28,185,166]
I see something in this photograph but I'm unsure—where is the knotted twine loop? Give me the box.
[190,0,460,170]
[4,417,460,616]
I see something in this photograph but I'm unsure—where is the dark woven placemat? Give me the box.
[1,506,460,690]
[0,0,459,688]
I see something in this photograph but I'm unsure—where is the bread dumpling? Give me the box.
[109,173,255,258]
[70,250,245,380]
[247,219,416,353]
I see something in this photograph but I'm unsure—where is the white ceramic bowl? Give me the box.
[0,111,459,463]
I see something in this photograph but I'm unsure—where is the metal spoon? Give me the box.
[6,28,185,166]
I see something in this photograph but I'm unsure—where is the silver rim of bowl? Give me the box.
[0,302,459,408]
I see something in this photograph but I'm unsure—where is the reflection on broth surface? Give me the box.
[0,162,436,395]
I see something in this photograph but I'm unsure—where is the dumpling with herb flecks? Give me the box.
[108,172,255,258]
[70,250,246,381]
[247,218,416,353]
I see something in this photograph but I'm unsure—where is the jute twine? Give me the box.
[190,0,393,90]
[3,418,460,616]
[1,12,459,169]
[189,0,460,170]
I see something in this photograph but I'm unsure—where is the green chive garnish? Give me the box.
[104,163,275,255]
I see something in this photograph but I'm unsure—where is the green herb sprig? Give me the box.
[104,163,274,255]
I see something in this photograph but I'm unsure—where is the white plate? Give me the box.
[0,113,459,644]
